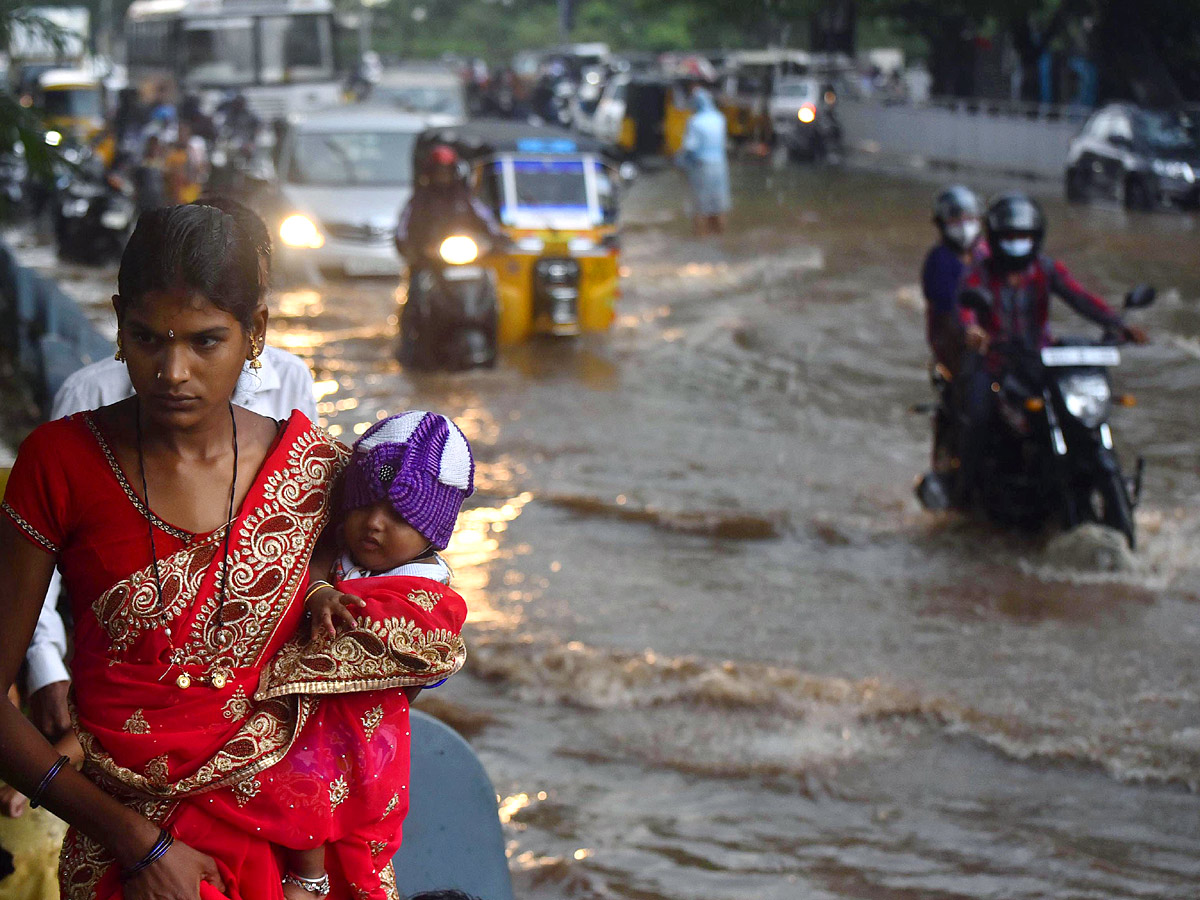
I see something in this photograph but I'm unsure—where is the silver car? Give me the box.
[274,106,427,277]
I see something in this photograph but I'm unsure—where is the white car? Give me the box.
[274,106,427,277]
[368,67,467,128]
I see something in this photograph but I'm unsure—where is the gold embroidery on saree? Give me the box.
[223,687,251,721]
[383,793,400,817]
[329,775,349,810]
[232,774,261,807]
[176,428,349,669]
[361,705,384,740]
[378,861,400,900]
[369,839,389,858]
[122,709,151,734]
[406,588,440,612]
[255,617,466,700]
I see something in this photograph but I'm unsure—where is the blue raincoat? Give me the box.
[676,88,731,216]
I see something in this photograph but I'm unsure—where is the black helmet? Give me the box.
[984,192,1045,270]
[932,185,981,251]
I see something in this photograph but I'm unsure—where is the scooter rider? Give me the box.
[394,144,504,264]
[955,192,1148,494]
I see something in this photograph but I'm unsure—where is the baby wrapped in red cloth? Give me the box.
[240,410,475,900]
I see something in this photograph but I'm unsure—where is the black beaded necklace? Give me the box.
[136,399,239,661]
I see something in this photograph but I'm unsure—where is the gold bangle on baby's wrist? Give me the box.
[304,580,334,605]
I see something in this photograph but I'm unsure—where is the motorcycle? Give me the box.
[915,284,1155,548]
[53,153,136,264]
[399,232,498,371]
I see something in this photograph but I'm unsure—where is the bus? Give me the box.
[124,0,341,121]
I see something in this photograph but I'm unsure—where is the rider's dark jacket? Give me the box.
[394,184,504,263]
[957,255,1124,372]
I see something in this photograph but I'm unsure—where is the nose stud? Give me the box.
[168,329,175,339]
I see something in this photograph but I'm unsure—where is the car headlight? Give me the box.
[1060,373,1111,428]
[439,235,479,265]
[798,104,816,124]
[279,214,325,249]
[1150,158,1195,183]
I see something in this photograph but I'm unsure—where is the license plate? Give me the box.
[100,210,130,230]
[1041,346,1121,367]
[344,257,398,276]
[443,266,483,280]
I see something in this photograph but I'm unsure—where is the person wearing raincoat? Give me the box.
[675,87,731,235]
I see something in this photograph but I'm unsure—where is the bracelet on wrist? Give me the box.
[304,580,334,605]
[120,828,175,882]
[28,755,70,809]
[282,872,331,896]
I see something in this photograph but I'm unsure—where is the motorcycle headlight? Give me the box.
[1151,158,1195,183]
[798,104,817,124]
[439,235,479,265]
[279,214,325,249]
[1061,373,1111,428]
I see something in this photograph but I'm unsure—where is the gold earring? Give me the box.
[114,334,125,362]
[250,340,263,371]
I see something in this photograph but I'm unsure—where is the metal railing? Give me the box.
[0,240,110,413]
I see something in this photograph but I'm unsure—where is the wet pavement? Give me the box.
[15,159,1200,898]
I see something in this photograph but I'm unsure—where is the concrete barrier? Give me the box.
[0,241,110,411]
[839,97,1088,180]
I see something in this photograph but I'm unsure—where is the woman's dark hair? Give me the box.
[116,204,263,330]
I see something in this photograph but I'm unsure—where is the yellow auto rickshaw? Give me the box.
[35,69,105,143]
[417,121,622,343]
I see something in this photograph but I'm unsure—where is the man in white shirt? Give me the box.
[22,346,319,745]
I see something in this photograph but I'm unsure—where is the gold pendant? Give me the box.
[176,673,192,690]
[210,670,228,689]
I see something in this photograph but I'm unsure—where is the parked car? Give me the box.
[272,106,427,278]
[1065,103,1200,210]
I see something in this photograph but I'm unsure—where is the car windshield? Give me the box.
[1135,111,1198,153]
[776,79,815,100]
[289,130,417,186]
[373,84,465,117]
[510,158,589,211]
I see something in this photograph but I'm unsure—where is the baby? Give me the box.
[245,411,475,900]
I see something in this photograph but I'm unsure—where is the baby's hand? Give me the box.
[306,584,366,641]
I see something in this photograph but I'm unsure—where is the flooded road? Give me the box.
[27,161,1200,898]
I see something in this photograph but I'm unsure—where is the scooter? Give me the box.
[915,285,1155,548]
[398,233,498,371]
[53,153,136,264]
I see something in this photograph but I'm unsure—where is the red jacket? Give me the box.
[958,256,1123,366]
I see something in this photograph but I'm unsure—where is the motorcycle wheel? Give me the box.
[1093,470,1136,550]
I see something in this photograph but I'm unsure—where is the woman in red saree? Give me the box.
[0,205,462,900]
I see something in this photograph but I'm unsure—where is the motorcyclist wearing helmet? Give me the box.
[921,185,984,369]
[394,143,504,264]
[958,193,1147,359]
[953,192,1148,497]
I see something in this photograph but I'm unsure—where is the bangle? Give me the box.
[304,580,334,605]
[28,755,69,809]
[120,828,175,882]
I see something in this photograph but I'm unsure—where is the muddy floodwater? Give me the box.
[24,161,1200,898]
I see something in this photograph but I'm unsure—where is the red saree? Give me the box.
[2,411,467,900]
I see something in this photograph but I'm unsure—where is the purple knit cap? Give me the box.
[342,411,475,550]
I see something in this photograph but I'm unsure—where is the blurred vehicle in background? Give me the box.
[593,74,690,160]
[53,149,135,264]
[769,75,841,161]
[272,106,426,278]
[718,49,812,143]
[367,66,468,127]
[34,68,105,144]
[1065,103,1200,210]
[124,0,340,121]
[415,120,622,343]
[9,6,91,104]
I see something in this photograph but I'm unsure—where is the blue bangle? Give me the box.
[28,755,69,809]
[120,829,175,882]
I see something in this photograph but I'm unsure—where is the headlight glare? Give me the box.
[279,214,324,249]
[439,235,479,265]
[1151,158,1195,183]
[798,104,816,123]
[1061,373,1111,428]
